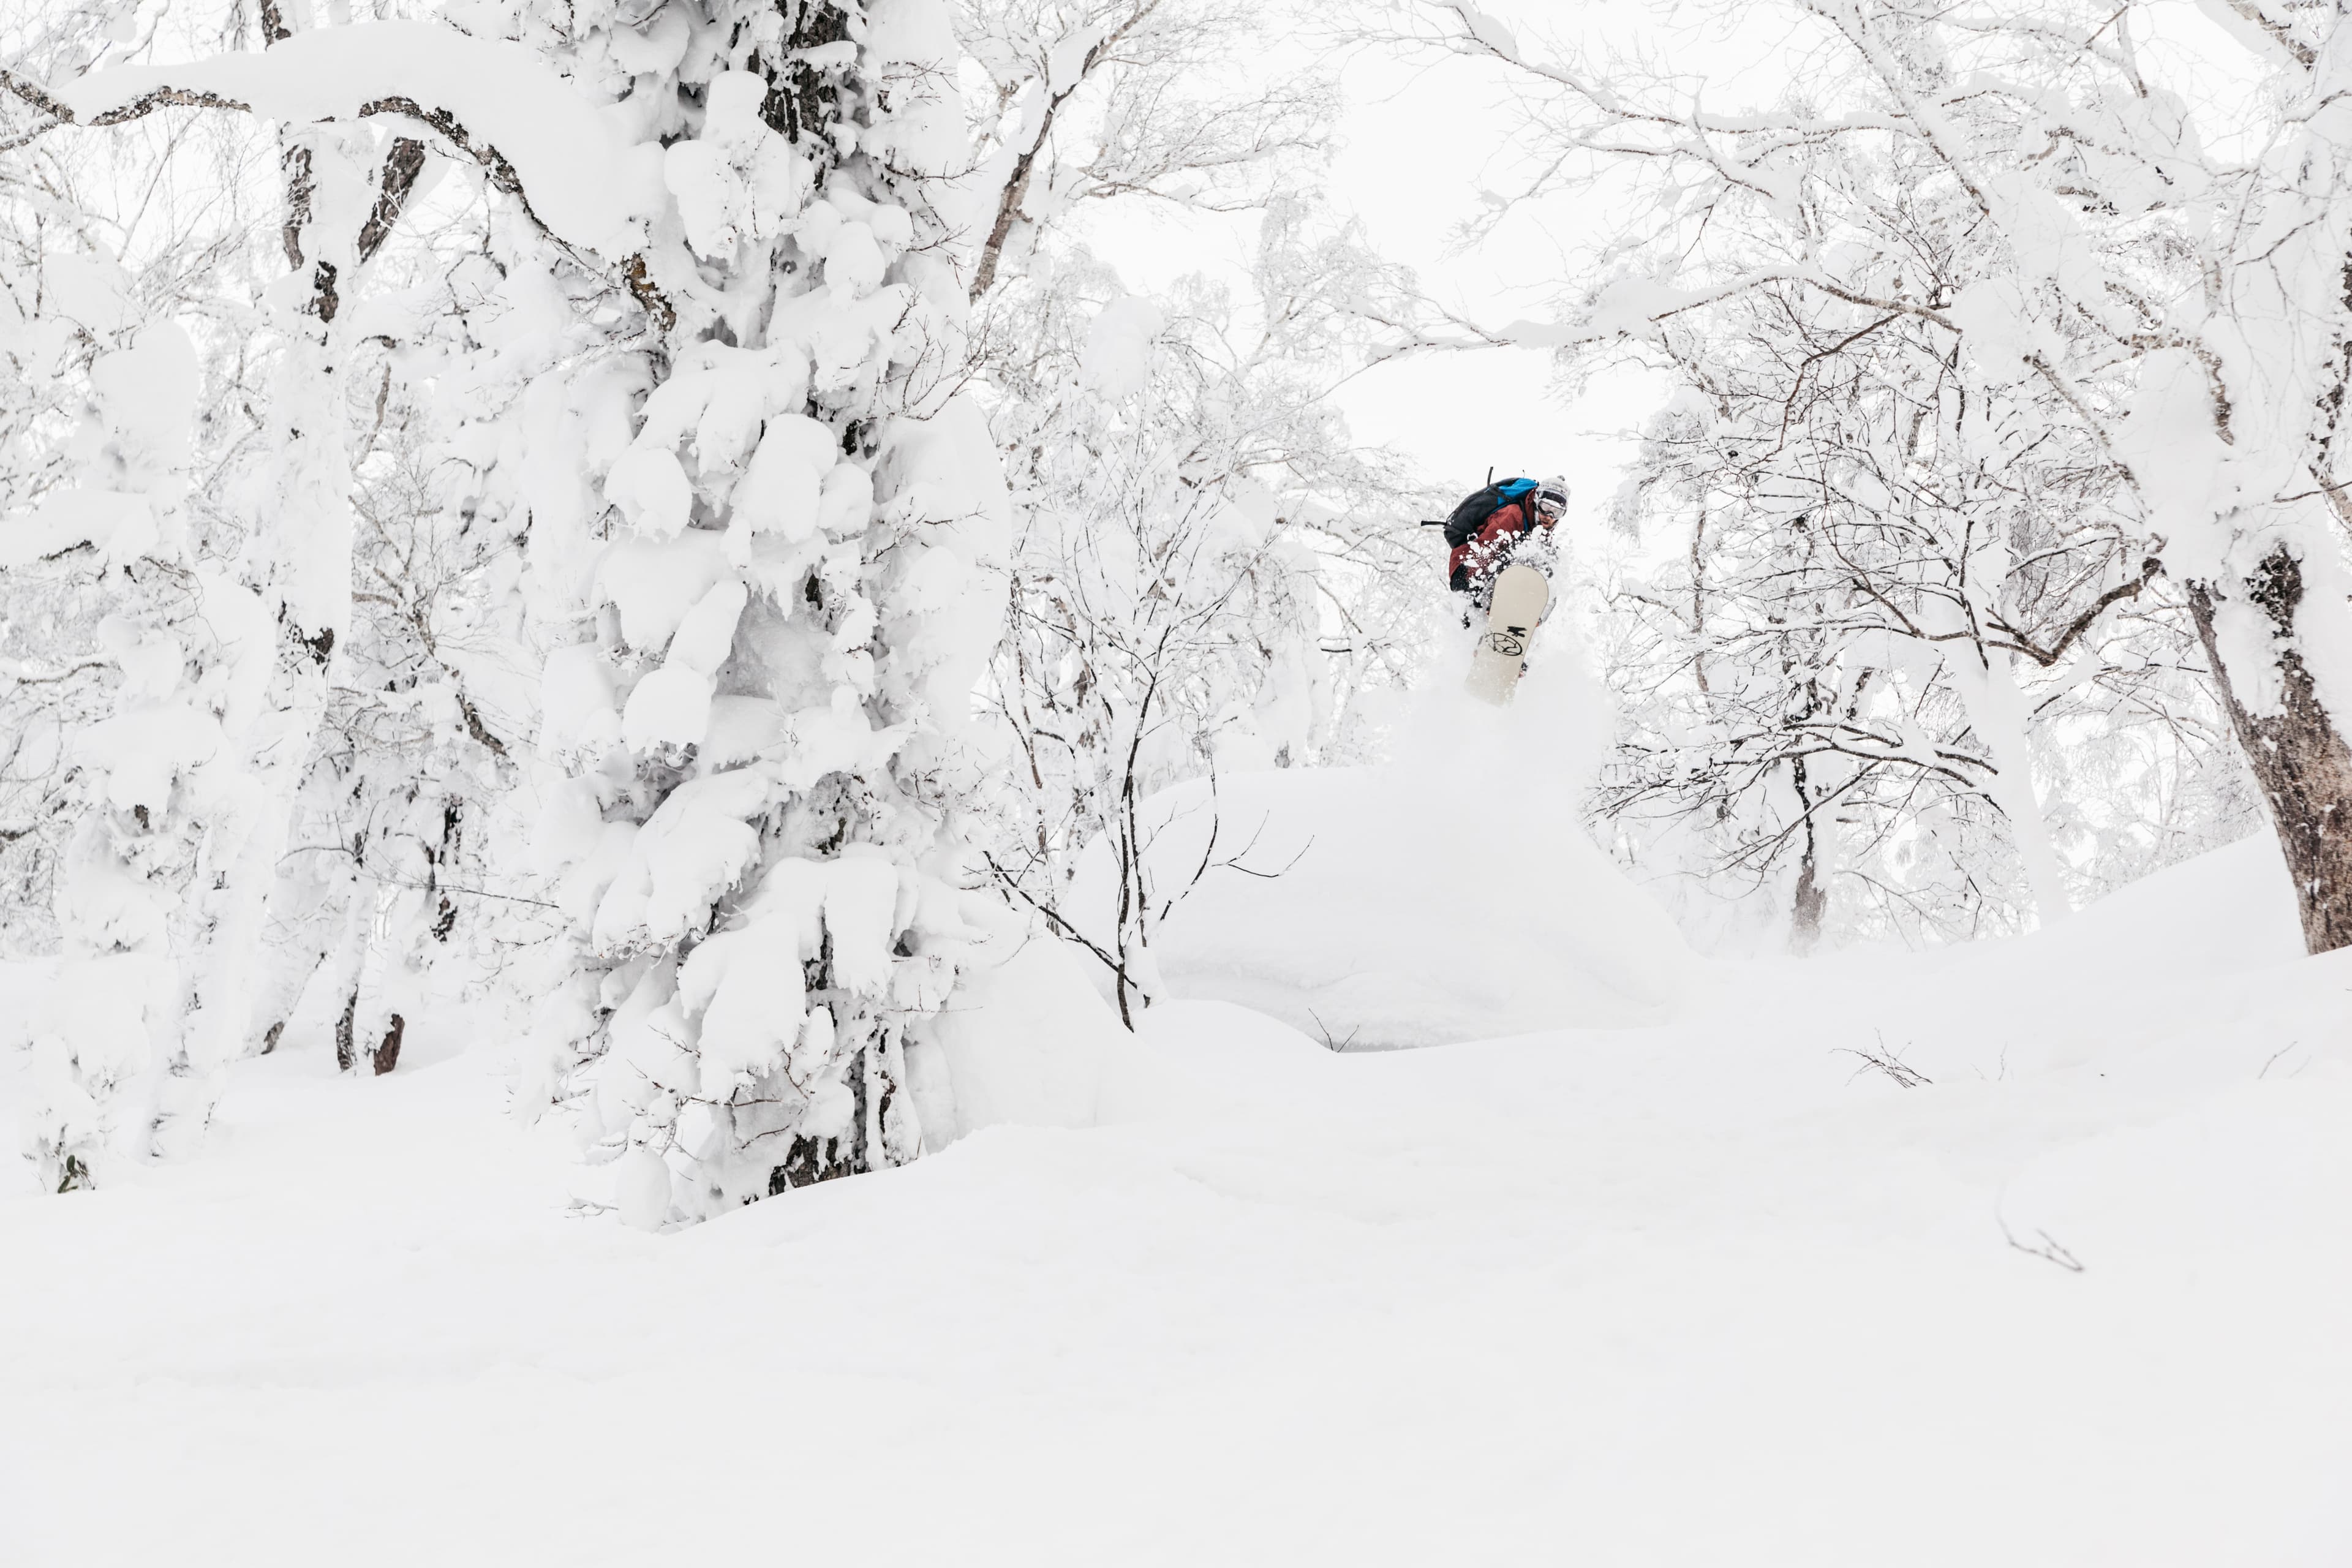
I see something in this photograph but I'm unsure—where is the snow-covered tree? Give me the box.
[1591,216,2223,946]
[6,293,212,1189]
[1377,0,2352,954]
[3,0,1398,1196]
[956,0,1334,300]
[458,0,1022,1226]
[255,360,539,1071]
[973,208,1433,1017]
[0,1,291,1185]
[2,1,478,1179]
[1,4,661,1180]
[951,0,1434,1008]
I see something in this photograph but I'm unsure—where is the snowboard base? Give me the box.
[1466,564,1549,705]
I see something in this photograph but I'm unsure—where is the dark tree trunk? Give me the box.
[1790,831,1827,957]
[371,1013,404,1076]
[334,987,359,1072]
[2188,544,2352,954]
[1787,675,1828,955]
[770,1065,867,1192]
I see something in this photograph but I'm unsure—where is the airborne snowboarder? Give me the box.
[1429,475,1567,703]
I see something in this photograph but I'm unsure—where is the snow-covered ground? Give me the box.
[1065,646,1696,1046]
[5,831,2349,1565]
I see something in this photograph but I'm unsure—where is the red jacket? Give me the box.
[1448,499,1555,587]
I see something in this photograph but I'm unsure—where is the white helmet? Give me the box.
[1533,477,1569,519]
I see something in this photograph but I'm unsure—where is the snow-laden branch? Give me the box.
[33,23,661,257]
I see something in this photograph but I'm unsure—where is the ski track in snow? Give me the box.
[3,840,2350,1565]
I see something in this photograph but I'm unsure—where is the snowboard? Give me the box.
[1465,564,1548,705]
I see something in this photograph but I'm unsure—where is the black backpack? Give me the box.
[1436,477,1539,548]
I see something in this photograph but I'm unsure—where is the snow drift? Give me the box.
[6,832,2348,1567]
[908,932,1190,1142]
[1067,636,1693,1045]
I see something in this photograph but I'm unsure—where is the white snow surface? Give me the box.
[1068,642,1692,1044]
[4,832,2350,1564]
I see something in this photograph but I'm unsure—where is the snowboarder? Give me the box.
[1427,475,1568,704]
[1446,475,1567,609]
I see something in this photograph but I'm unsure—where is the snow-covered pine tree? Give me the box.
[5,0,1096,1197]
[499,0,1014,1226]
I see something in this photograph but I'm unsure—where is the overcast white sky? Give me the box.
[1066,0,1842,522]
[1076,24,1651,531]
[1317,30,1647,522]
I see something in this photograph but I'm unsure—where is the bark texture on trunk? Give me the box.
[1789,755,1826,955]
[372,1013,404,1076]
[2188,544,2352,954]
[334,987,360,1074]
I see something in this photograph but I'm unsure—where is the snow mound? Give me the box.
[1070,649,1693,1046]
[1815,832,2307,1009]
[2024,834,2304,977]
[910,934,1194,1142]
[4,839,2349,1565]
